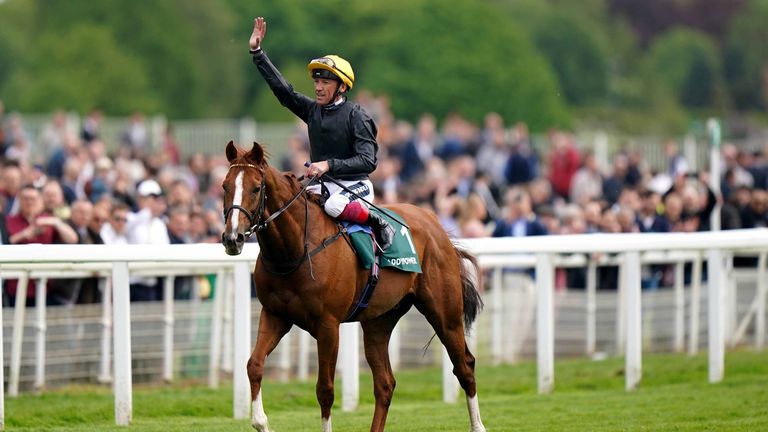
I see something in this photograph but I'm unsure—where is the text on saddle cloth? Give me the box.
[345,208,422,274]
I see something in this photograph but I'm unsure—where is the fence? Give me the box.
[12,112,749,174]
[0,229,767,427]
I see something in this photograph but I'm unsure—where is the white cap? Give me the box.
[137,179,163,197]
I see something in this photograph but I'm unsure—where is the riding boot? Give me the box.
[366,212,395,251]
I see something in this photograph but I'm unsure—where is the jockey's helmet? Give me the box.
[307,55,355,90]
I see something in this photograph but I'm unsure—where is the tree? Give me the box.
[647,28,724,108]
[3,24,158,114]
[723,0,768,110]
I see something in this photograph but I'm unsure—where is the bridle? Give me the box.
[222,162,346,277]
[223,163,316,238]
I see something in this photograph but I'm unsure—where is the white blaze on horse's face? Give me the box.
[230,171,245,232]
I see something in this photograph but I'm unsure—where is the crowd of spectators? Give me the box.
[1,95,767,304]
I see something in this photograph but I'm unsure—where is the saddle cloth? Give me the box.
[345,208,422,273]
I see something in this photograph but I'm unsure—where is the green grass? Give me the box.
[6,350,768,431]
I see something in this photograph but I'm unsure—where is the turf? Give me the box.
[5,350,768,431]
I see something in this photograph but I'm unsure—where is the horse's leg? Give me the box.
[315,319,341,432]
[415,290,486,432]
[248,310,292,432]
[361,304,411,432]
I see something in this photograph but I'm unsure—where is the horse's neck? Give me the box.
[258,167,327,259]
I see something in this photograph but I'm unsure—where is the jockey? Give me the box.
[248,17,394,250]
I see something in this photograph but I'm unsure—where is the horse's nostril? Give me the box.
[236,233,245,243]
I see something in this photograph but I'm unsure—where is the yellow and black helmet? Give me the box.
[307,55,355,90]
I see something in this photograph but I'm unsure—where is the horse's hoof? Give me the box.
[252,421,271,432]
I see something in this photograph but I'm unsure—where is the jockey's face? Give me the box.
[314,78,343,105]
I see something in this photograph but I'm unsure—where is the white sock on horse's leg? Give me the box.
[466,394,487,432]
[322,416,332,432]
[252,389,271,432]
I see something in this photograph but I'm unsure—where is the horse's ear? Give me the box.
[248,142,265,164]
[225,140,238,163]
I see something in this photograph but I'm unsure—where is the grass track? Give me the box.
[6,350,768,431]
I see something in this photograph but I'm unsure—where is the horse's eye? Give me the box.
[252,186,261,194]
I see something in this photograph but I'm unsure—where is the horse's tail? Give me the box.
[454,242,484,329]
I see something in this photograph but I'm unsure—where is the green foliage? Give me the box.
[724,0,768,110]
[4,24,158,114]
[358,0,569,128]
[647,29,724,109]
[0,0,763,131]
[517,9,609,105]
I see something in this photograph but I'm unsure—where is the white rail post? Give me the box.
[688,253,703,355]
[34,277,48,392]
[707,249,726,383]
[442,346,459,403]
[625,252,642,392]
[673,261,685,353]
[616,261,626,356]
[536,253,554,394]
[278,329,292,382]
[726,254,737,347]
[0,272,5,430]
[208,270,226,388]
[112,262,132,426]
[491,267,503,365]
[340,322,359,412]
[586,258,597,356]
[9,272,29,397]
[98,276,113,383]
[388,321,401,372]
[222,271,234,374]
[756,252,767,349]
[233,262,252,419]
[163,276,175,382]
[298,329,311,381]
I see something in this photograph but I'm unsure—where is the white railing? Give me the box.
[0,229,767,428]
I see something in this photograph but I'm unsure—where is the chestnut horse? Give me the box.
[221,141,486,432]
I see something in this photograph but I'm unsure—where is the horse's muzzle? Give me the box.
[222,231,245,256]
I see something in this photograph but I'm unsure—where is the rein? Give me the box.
[223,163,346,277]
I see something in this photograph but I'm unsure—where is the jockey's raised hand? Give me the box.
[249,17,267,52]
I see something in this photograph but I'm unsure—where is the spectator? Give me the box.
[740,189,768,229]
[492,188,548,238]
[504,122,538,186]
[81,109,103,143]
[569,150,603,206]
[1,161,23,215]
[67,199,103,244]
[41,179,71,220]
[125,179,170,301]
[603,153,631,205]
[547,131,581,200]
[6,184,78,305]
[637,190,669,233]
[166,206,195,299]
[664,139,688,179]
[475,127,510,188]
[39,111,70,158]
[400,113,439,183]
[120,112,149,159]
[101,202,130,245]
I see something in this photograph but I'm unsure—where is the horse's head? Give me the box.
[221,140,267,255]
